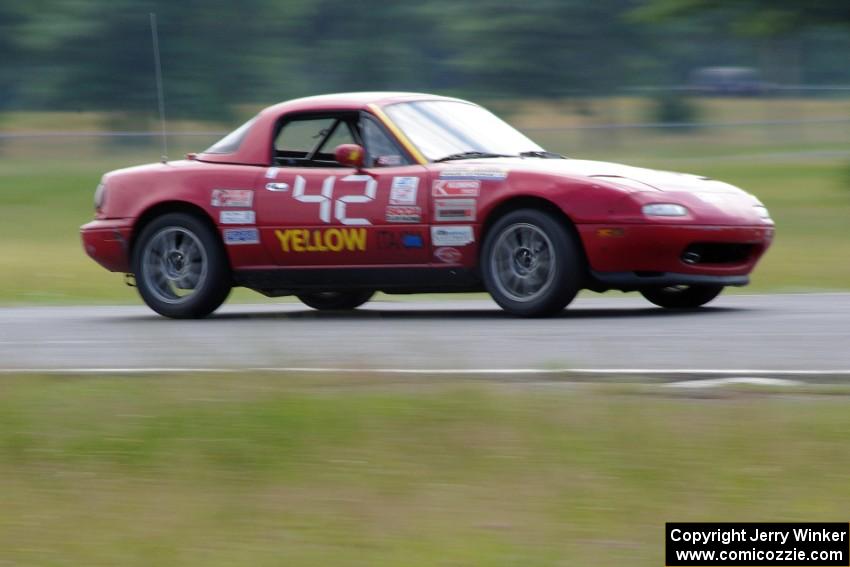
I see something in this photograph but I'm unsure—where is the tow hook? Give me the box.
[124,273,136,287]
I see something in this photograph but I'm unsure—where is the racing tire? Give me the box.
[481,208,583,317]
[297,291,375,311]
[132,212,231,319]
[640,284,723,309]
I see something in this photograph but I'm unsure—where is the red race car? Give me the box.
[81,92,774,318]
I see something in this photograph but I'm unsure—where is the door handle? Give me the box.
[265,182,289,192]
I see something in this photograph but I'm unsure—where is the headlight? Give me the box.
[94,182,106,212]
[642,203,688,217]
[753,205,771,219]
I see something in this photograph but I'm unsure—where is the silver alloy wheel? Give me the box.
[489,222,557,303]
[141,227,208,304]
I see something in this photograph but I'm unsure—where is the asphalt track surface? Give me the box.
[0,293,848,377]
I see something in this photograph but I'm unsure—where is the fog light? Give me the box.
[682,251,701,264]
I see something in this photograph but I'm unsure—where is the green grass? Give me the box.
[1,100,849,304]
[0,373,848,566]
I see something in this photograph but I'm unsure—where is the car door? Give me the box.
[255,111,430,267]
[357,114,430,265]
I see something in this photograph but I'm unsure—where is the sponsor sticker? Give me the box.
[403,234,424,248]
[432,179,481,197]
[223,228,259,245]
[389,176,419,205]
[435,198,476,222]
[377,230,425,250]
[219,210,256,225]
[434,247,462,264]
[275,228,367,253]
[385,205,421,223]
[439,166,507,181]
[265,167,280,179]
[211,189,253,208]
[431,225,474,247]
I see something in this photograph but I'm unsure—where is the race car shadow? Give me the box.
[201,304,746,321]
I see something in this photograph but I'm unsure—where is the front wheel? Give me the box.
[481,209,583,317]
[297,290,374,311]
[640,285,723,309]
[132,213,231,318]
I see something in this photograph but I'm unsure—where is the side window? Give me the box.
[361,117,410,167]
[321,123,357,153]
[276,118,334,158]
[274,115,357,167]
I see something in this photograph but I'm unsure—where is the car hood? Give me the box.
[443,157,748,195]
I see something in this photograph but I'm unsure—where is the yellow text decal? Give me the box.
[275,228,367,253]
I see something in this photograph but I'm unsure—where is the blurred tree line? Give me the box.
[1,0,849,125]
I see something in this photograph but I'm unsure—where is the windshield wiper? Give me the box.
[519,150,566,159]
[434,151,515,162]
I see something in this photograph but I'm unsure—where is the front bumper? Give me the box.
[578,223,773,287]
[80,219,133,272]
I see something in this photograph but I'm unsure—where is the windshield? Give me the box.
[383,100,543,161]
[204,116,256,154]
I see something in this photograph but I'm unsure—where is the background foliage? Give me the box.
[2,0,850,123]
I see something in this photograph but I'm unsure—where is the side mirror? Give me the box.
[334,144,365,169]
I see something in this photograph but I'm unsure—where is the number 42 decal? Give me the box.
[290,174,377,226]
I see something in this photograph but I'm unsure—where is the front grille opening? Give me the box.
[681,243,755,265]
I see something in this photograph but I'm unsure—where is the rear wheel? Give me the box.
[482,208,583,317]
[297,290,374,311]
[132,213,231,318]
[640,284,723,309]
